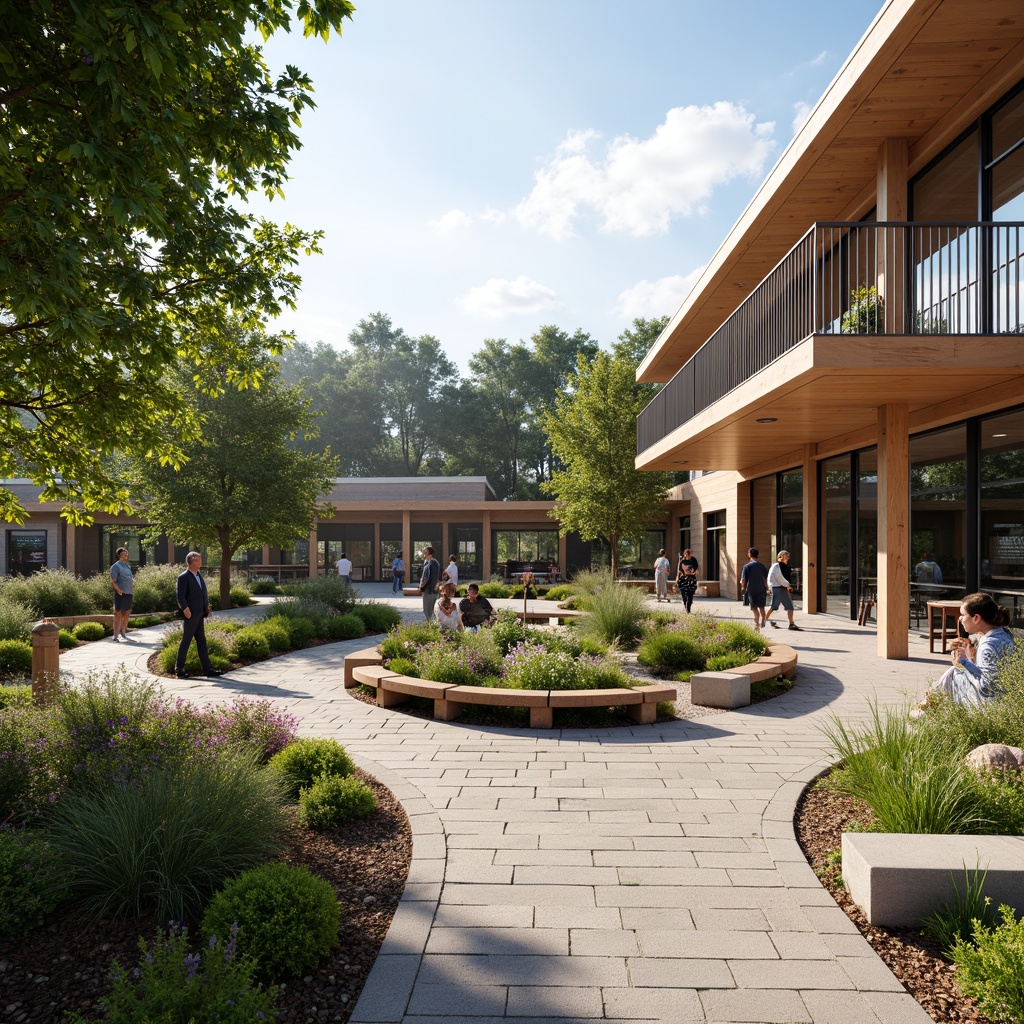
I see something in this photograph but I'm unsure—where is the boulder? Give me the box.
[965,743,1024,774]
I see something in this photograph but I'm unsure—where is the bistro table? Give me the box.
[926,599,963,654]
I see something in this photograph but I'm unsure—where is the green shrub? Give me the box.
[637,631,705,672]
[417,642,485,686]
[967,768,1024,834]
[380,621,442,663]
[202,862,340,981]
[477,582,511,599]
[822,701,987,834]
[80,572,118,613]
[0,683,32,710]
[281,576,356,614]
[952,904,1024,1023]
[352,602,402,634]
[840,284,885,334]
[503,647,583,690]
[97,923,277,1024]
[490,610,528,656]
[387,656,419,677]
[0,827,70,937]
[57,627,79,649]
[158,626,233,674]
[0,639,33,676]
[544,585,572,601]
[268,737,356,796]
[254,617,292,652]
[922,865,999,957]
[204,698,298,761]
[1,568,91,617]
[565,566,615,601]
[72,621,106,641]
[299,774,377,828]
[319,612,365,640]
[233,627,270,661]
[250,577,283,595]
[229,585,253,607]
[0,595,35,642]
[707,651,750,671]
[128,563,182,613]
[576,657,633,689]
[284,615,316,648]
[45,752,291,921]
[720,620,772,658]
[577,584,648,650]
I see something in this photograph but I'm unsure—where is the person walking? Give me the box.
[335,551,352,583]
[174,551,222,678]
[764,550,802,631]
[654,548,671,602]
[109,547,134,641]
[676,548,699,613]
[391,551,405,594]
[740,547,769,630]
[418,546,441,622]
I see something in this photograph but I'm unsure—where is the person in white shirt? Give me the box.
[443,555,459,588]
[654,548,671,602]
[764,550,801,631]
[336,552,353,583]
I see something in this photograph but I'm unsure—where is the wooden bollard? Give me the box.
[31,621,60,704]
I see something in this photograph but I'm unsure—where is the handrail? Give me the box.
[638,221,1024,456]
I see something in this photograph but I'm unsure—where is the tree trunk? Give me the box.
[218,529,233,610]
[609,533,618,578]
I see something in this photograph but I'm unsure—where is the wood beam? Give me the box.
[802,443,819,614]
[877,403,910,658]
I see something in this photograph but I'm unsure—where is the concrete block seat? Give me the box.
[515,608,582,624]
[345,647,677,728]
[689,643,797,709]
[843,832,1024,927]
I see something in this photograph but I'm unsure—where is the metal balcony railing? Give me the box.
[637,221,1024,456]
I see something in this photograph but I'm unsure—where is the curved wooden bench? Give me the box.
[346,647,677,727]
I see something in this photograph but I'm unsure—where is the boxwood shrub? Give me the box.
[299,774,377,829]
[0,640,33,677]
[72,621,106,642]
[268,738,356,797]
[352,602,402,634]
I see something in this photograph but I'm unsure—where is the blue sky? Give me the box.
[254,0,883,369]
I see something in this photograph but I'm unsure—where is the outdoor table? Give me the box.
[927,599,962,654]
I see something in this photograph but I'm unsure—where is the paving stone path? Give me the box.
[61,589,946,1024]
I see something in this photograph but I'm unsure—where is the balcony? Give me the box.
[637,221,1024,463]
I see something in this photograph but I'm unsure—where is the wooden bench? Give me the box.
[696,580,720,597]
[616,579,656,594]
[516,608,582,624]
[347,647,677,728]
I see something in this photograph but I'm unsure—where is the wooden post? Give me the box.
[802,443,819,614]
[308,526,318,579]
[31,621,60,704]
[877,139,908,334]
[877,403,910,659]
[402,511,411,584]
[482,511,492,581]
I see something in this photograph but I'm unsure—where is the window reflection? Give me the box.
[981,409,1024,625]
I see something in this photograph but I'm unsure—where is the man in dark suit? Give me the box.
[175,551,222,678]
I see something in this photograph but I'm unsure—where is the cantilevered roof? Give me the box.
[637,0,1024,383]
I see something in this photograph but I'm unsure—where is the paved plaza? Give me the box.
[60,587,947,1024]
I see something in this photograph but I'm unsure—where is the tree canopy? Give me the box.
[0,0,354,523]
[131,353,338,608]
[542,347,671,576]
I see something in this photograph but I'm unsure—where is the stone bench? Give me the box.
[516,608,582,624]
[43,614,114,628]
[696,580,720,597]
[346,647,677,728]
[689,644,797,709]
[842,832,1024,927]
[616,579,656,593]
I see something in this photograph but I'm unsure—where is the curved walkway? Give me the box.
[59,592,947,1024]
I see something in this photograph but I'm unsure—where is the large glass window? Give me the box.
[705,512,726,583]
[857,449,878,610]
[912,130,979,222]
[981,408,1024,625]
[7,531,47,575]
[495,530,559,577]
[591,531,665,577]
[100,525,155,570]
[779,470,803,598]
[821,455,852,618]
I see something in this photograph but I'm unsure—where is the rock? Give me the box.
[362,895,376,905]
[965,743,1024,773]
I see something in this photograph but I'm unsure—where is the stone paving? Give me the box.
[59,587,950,1024]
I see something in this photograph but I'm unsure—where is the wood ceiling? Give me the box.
[637,0,1024,384]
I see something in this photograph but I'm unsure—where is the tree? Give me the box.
[612,316,670,402]
[132,356,338,608]
[543,352,671,576]
[0,0,354,523]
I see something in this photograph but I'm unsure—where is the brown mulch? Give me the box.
[0,771,412,1024]
[794,782,989,1024]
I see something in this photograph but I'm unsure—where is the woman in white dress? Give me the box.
[435,582,463,633]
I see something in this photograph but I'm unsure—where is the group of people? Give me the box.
[415,547,495,632]
[740,548,802,632]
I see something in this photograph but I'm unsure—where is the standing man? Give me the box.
[740,547,770,630]
[175,551,222,678]
[418,546,441,622]
[391,550,405,594]
[654,548,671,603]
[764,550,802,631]
[109,547,134,642]
[336,551,353,583]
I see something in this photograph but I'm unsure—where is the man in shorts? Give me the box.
[740,547,769,630]
[109,547,134,641]
[764,550,802,631]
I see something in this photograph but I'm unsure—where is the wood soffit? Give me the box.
[638,0,1024,383]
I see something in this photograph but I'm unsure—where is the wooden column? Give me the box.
[442,519,449,563]
[373,520,381,581]
[802,444,819,614]
[65,522,77,575]
[308,527,318,579]
[877,139,908,334]
[402,511,411,579]
[877,403,909,659]
[558,532,567,580]
[482,511,492,580]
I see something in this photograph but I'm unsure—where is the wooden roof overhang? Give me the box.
[637,0,1024,384]
[637,335,1024,478]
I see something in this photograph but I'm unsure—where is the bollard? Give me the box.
[31,621,60,705]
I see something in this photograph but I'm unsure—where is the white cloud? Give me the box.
[792,100,813,135]
[457,276,558,319]
[431,209,473,234]
[515,104,775,240]
[479,206,507,225]
[614,267,705,320]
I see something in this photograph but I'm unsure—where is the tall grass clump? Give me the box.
[1,567,91,617]
[352,602,402,634]
[922,865,999,956]
[281,576,356,614]
[0,595,36,642]
[44,750,292,921]
[576,583,648,650]
[822,701,987,834]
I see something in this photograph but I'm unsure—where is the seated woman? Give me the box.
[914,592,1015,714]
[434,582,463,634]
